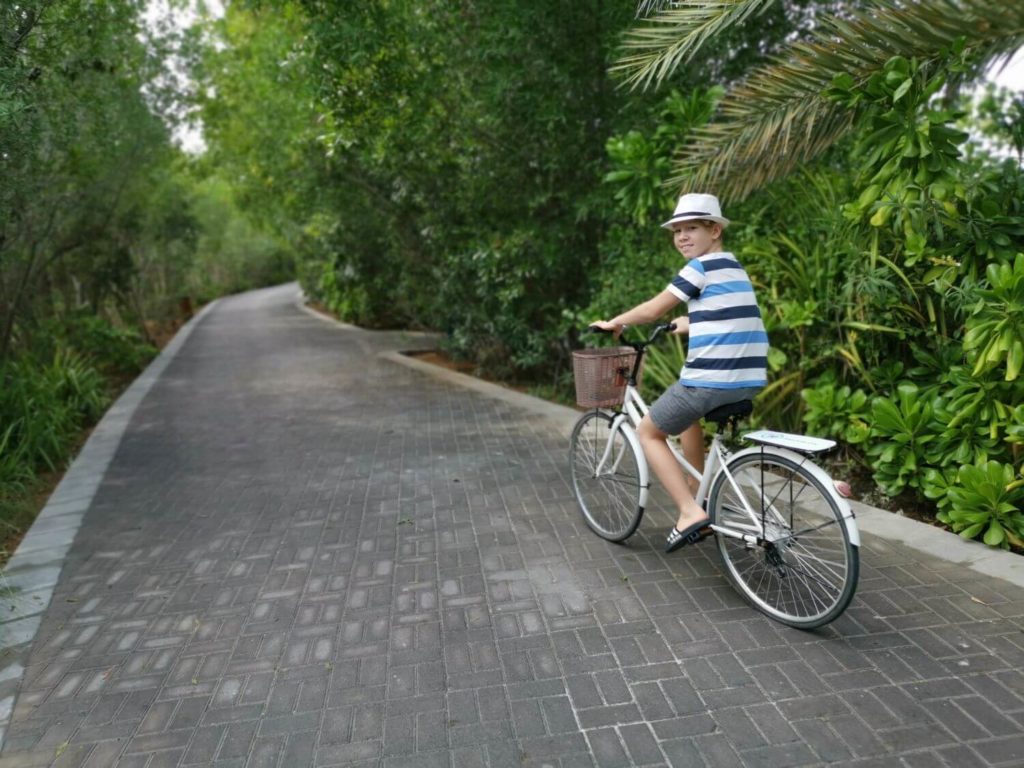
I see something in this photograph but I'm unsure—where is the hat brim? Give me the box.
[661,214,730,230]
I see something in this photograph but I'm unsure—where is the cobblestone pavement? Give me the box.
[1,284,1024,768]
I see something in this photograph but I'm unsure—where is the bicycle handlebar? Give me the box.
[585,322,677,350]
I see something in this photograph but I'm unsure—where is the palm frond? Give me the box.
[669,0,1024,201]
[634,1,677,19]
[615,0,777,91]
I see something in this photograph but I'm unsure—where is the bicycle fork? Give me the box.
[593,414,650,507]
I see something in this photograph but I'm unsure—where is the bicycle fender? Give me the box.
[611,415,650,510]
[724,445,861,547]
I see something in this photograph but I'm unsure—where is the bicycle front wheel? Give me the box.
[570,411,645,542]
[708,449,858,629]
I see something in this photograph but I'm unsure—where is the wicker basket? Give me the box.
[572,347,642,408]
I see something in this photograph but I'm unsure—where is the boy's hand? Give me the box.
[589,320,622,337]
[669,316,689,335]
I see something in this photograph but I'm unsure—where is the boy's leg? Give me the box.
[637,414,707,531]
[679,423,704,495]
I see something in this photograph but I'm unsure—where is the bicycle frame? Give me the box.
[605,380,729,518]
[603,381,852,549]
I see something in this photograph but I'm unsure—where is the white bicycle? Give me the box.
[569,324,860,629]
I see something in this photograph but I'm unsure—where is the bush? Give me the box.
[938,461,1024,549]
[0,350,109,477]
[801,380,870,446]
[62,313,157,378]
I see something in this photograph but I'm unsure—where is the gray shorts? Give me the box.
[648,383,762,435]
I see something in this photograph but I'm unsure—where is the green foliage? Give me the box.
[640,333,687,404]
[60,313,157,378]
[938,461,1024,549]
[975,85,1024,161]
[831,53,969,265]
[963,254,1024,380]
[438,232,582,376]
[1007,404,1024,451]
[0,350,109,479]
[1,0,285,365]
[866,384,935,496]
[930,364,1017,454]
[621,0,1024,200]
[801,381,870,445]
[604,88,723,225]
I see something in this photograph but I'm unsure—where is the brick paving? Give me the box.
[1,283,1023,767]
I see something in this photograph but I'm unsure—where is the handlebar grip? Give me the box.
[585,325,614,334]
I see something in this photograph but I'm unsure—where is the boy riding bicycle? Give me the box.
[591,193,768,553]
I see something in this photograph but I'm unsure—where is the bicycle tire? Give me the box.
[570,411,645,542]
[708,449,858,629]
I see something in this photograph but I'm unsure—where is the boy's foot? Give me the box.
[665,518,712,553]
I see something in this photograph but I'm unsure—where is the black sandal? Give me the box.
[665,519,711,553]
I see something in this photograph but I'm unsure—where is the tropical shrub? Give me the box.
[964,254,1024,381]
[939,461,1024,549]
[641,332,686,404]
[801,381,871,447]
[865,384,938,497]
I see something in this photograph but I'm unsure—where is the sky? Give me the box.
[989,49,1024,92]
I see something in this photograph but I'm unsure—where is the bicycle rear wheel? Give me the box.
[708,449,858,629]
[570,411,645,542]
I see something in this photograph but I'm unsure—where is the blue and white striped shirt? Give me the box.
[666,252,768,390]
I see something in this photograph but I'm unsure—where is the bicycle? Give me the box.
[569,324,860,629]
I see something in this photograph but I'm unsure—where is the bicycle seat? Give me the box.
[704,399,753,427]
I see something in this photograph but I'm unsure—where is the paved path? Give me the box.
[1,284,1024,768]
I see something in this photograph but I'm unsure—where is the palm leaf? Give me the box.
[616,0,777,91]
[621,0,1024,201]
[634,1,678,19]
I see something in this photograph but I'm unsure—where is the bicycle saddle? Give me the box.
[704,399,753,427]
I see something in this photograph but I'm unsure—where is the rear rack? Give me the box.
[743,430,836,454]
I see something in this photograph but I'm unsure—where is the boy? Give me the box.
[591,193,767,552]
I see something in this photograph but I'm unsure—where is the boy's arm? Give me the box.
[592,289,680,334]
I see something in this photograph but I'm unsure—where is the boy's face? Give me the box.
[671,220,721,259]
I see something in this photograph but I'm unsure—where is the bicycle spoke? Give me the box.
[571,412,645,542]
[710,450,858,629]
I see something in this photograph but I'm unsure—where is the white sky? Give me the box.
[990,49,1024,91]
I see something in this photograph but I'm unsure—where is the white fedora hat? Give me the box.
[661,192,730,229]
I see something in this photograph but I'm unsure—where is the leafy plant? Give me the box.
[603,87,723,225]
[921,466,958,517]
[928,365,1016,458]
[801,381,870,446]
[0,350,108,476]
[61,314,156,378]
[963,253,1024,381]
[615,0,1024,201]
[1006,404,1024,461]
[928,401,1003,468]
[938,461,1024,548]
[0,421,32,492]
[866,383,937,496]
[641,332,686,403]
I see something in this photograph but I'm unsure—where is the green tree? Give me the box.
[617,0,1024,199]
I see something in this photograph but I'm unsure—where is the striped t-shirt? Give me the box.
[665,252,768,390]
